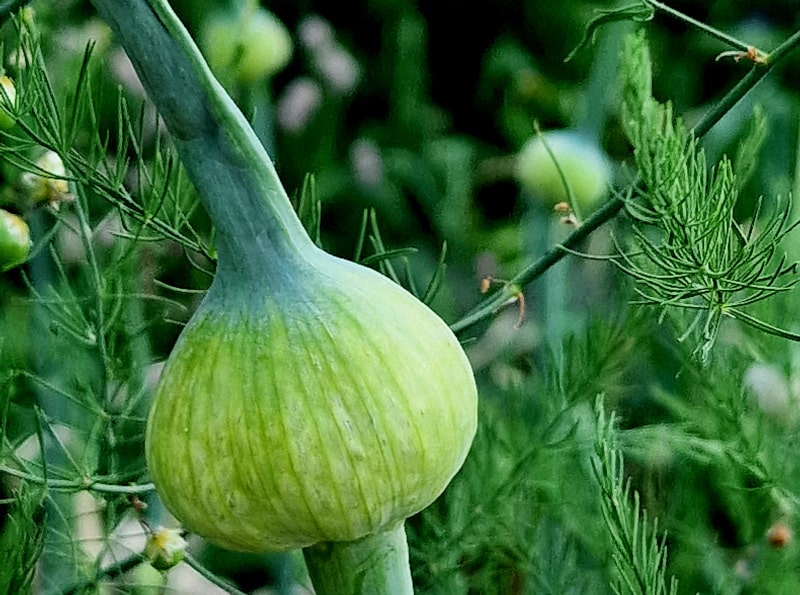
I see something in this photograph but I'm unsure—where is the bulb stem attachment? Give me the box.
[303,523,414,595]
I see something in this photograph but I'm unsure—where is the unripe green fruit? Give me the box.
[0,209,31,272]
[0,76,17,130]
[201,7,293,84]
[146,251,478,552]
[515,130,612,209]
[21,150,70,207]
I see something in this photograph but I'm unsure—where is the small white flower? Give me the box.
[316,45,361,94]
[743,363,791,419]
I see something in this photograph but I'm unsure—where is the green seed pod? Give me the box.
[515,129,612,210]
[201,7,293,84]
[0,76,16,130]
[21,151,70,208]
[0,209,31,272]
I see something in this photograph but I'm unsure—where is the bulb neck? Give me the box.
[92,0,316,283]
[174,132,317,285]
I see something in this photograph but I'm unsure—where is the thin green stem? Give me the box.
[728,307,800,341]
[645,0,756,54]
[90,0,315,282]
[451,23,800,334]
[183,552,250,595]
[451,195,624,333]
[0,465,155,494]
[534,121,583,221]
[763,25,800,66]
[72,190,111,401]
[57,553,146,595]
[56,551,247,595]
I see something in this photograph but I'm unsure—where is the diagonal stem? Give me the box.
[451,23,800,334]
[644,0,756,54]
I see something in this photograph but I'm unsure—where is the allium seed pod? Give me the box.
[93,1,477,589]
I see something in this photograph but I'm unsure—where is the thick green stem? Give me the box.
[90,0,315,283]
[303,523,414,595]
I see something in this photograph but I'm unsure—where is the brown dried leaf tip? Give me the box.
[716,46,768,65]
[480,276,526,329]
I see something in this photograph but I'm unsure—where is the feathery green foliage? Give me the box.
[617,31,799,362]
[593,397,678,595]
[0,480,46,594]
[0,19,212,262]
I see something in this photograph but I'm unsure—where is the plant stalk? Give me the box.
[90,0,315,283]
[303,523,414,595]
[644,0,755,54]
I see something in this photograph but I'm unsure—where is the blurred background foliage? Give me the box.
[2,0,800,593]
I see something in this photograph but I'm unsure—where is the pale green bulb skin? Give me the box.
[146,254,478,552]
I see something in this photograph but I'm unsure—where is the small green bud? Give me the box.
[0,209,31,272]
[0,76,17,130]
[144,527,187,571]
[21,151,71,208]
[202,8,293,84]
